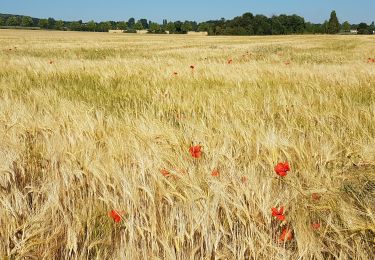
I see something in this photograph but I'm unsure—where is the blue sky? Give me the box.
[1,0,374,24]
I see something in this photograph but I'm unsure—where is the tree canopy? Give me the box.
[0,10,373,35]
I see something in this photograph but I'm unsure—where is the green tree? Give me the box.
[197,22,209,32]
[270,16,285,35]
[69,21,81,31]
[321,20,328,33]
[0,17,4,26]
[55,20,64,30]
[7,16,20,26]
[139,19,148,29]
[181,21,193,33]
[357,23,369,34]
[134,21,143,30]
[21,16,33,27]
[342,21,351,32]
[369,22,375,34]
[149,22,160,33]
[117,21,127,30]
[165,22,176,33]
[86,20,96,31]
[327,10,340,34]
[48,17,56,29]
[128,18,135,29]
[99,21,111,32]
[38,19,49,29]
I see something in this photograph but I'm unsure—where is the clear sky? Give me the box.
[1,0,374,24]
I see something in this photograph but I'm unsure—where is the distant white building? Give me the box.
[136,30,148,34]
[109,30,124,33]
[187,31,208,36]
[350,29,358,34]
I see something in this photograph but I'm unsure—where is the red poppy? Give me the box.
[49,60,53,64]
[109,210,124,223]
[284,61,290,65]
[160,169,170,177]
[190,65,195,69]
[211,169,219,177]
[274,162,290,177]
[8,48,12,51]
[279,228,293,242]
[311,193,321,201]
[241,176,248,183]
[172,72,178,75]
[272,206,285,221]
[189,145,202,158]
[312,223,321,230]
[227,59,233,64]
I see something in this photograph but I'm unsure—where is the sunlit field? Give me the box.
[0,29,374,259]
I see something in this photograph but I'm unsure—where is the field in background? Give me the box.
[0,30,374,259]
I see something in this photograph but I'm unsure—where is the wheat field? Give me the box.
[0,29,374,259]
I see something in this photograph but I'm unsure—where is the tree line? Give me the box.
[0,11,374,35]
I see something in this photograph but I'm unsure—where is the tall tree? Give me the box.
[21,16,33,27]
[181,21,193,32]
[369,22,375,34]
[55,20,64,30]
[357,23,369,34]
[139,19,148,29]
[0,17,4,26]
[165,22,176,33]
[127,18,135,29]
[86,20,96,31]
[48,17,56,29]
[117,21,127,30]
[38,19,49,29]
[6,16,20,26]
[134,21,143,30]
[99,21,111,32]
[149,22,160,33]
[69,21,81,31]
[327,10,340,34]
[342,21,351,32]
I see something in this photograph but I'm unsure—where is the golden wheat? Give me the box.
[0,29,374,259]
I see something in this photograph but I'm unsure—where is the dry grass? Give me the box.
[0,29,375,259]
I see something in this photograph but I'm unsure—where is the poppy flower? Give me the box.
[49,60,53,64]
[172,72,178,75]
[274,162,290,177]
[109,210,124,223]
[189,145,202,158]
[227,59,233,64]
[272,206,285,221]
[160,169,170,177]
[241,176,248,184]
[211,169,219,177]
[311,193,321,201]
[8,48,12,51]
[279,228,293,242]
[284,61,290,65]
[190,65,195,69]
[312,223,321,230]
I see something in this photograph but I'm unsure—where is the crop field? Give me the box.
[0,29,375,259]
